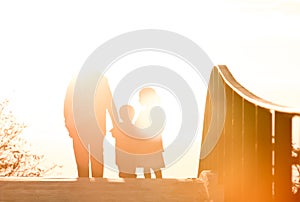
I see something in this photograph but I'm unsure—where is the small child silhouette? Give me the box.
[135,88,165,179]
[110,105,137,178]
[111,99,165,179]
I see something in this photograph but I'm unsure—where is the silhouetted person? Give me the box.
[135,88,165,179]
[110,105,137,178]
[64,76,117,177]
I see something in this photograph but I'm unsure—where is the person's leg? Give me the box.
[90,155,104,177]
[119,172,136,178]
[117,151,137,178]
[119,172,126,178]
[73,138,89,177]
[152,152,164,179]
[154,169,162,179]
[89,136,104,178]
[128,173,137,178]
[144,168,151,179]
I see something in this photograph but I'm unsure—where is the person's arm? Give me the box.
[104,77,119,128]
[64,76,76,138]
[94,76,120,136]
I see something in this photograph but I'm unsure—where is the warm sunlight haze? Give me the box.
[0,0,300,179]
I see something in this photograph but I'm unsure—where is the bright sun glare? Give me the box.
[1,0,300,178]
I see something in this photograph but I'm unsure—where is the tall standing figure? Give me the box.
[64,76,117,177]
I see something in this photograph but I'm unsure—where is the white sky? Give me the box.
[1,0,300,178]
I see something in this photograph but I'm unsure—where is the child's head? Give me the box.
[120,105,135,122]
[139,87,160,107]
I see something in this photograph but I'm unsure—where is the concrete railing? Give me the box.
[0,178,208,201]
[199,65,300,202]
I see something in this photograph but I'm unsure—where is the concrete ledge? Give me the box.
[0,178,209,201]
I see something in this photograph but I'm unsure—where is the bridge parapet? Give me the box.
[199,65,300,201]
